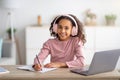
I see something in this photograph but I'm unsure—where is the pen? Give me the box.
[36,55,42,70]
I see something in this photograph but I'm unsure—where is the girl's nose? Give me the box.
[61,29,65,33]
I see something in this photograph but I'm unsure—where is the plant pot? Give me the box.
[85,17,97,26]
[106,19,115,26]
[8,34,11,39]
[8,34,15,40]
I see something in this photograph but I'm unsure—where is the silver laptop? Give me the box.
[70,49,120,76]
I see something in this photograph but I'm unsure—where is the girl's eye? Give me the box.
[57,25,69,30]
[58,25,62,29]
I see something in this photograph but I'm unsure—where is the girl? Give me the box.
[33,14,86,71]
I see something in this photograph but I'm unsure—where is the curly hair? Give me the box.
[49,14,86,45]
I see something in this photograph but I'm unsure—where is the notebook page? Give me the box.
[17,65,57,73]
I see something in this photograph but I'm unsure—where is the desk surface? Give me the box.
[0,65,120,80]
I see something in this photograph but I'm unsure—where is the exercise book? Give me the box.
[17,65,57,73]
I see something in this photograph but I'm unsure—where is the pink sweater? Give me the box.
[34,37,84,68]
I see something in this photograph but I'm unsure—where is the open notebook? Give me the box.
[17,65,57,73]
[0,67,10,74]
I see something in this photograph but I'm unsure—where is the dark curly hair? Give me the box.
[49,14,86,45]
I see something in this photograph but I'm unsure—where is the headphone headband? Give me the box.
[53,14,78,29]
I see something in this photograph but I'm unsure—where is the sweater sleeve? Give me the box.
[34,40,50,64]
[66,41,85,68]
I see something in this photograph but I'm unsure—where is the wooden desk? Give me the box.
[0,65,120,80]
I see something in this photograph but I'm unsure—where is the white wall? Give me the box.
[0,0,120,64]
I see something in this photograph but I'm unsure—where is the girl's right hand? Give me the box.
[32,64,42,71]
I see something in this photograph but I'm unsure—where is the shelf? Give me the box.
[25,26,120,65]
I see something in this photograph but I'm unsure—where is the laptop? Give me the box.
[70,49,120,76]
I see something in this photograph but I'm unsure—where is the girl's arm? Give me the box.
[33,41,50,71]
[66,41,85,68]
[44,62,68,68]
[34,41,50,65]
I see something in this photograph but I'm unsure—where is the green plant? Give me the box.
[6,27,17,34]
[105,14,117,20]
[85,9,96,19]
[6,27,17,39]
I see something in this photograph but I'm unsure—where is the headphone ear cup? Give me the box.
[72,26,77,36]
[53,24,58,33]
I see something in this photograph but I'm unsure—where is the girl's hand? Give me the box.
[44,62,68,68]
[32,64,42,71]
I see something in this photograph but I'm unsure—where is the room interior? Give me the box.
[0,0,120,69]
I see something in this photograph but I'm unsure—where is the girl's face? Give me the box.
[57,19,72,41]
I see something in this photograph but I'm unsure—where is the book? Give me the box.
[0,67,10,74]
[17,65,57,73]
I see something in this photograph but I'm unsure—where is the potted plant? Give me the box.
[105,14,117,26]
[84,9,97,26]
[6,27,17,39]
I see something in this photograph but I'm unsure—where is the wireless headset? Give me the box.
[52,14,78,36]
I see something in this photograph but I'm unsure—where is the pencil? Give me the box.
[36,55,41,66]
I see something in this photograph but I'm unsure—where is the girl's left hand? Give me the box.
[44,62,67,68]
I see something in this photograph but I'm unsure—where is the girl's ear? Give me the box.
[53,24,58,33]
[71,26,78,36]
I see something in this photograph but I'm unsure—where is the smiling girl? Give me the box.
[33,14,86,71]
